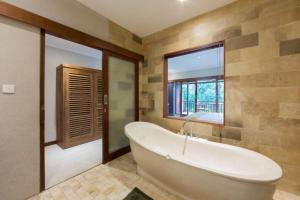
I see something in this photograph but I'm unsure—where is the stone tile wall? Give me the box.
[107,21,144,118]
[108,21,143,54]
[140,0,300,194]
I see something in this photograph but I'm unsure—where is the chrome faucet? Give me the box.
[181,115,195,155]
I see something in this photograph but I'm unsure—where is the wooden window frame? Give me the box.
[163,41,225,126]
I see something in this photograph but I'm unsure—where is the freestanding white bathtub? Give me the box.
[125,122,282,200]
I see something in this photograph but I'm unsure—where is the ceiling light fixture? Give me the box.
[178,0,187,3]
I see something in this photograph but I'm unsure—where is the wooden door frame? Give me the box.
[0,2,143,192]
[40,33,140,191]
[40,29,46,191]
[102,50,139,163]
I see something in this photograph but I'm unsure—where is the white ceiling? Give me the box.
[45,34,102,60]
[168,46,224,73]
[76,0,236,37]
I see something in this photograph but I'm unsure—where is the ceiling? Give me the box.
[76,0,236,37]
[45,34,102,60]
[168,46,224,73]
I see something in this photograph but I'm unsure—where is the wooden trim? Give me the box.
[57,64,101,72]
[40,29,45,192]
[164,41,224,59]
[216,78,219,113]
[187,82,189,115]
[106,146,131,162]
[0,2,144,61]
[163,58,168,118]
[180,82,182,115]
[195,81,198,112]
[102,51,109,163]
[44,141,57,146]
[223,41,226,126]
[163,41,225,125]
[168,75,224,83]
[102,51,139,163]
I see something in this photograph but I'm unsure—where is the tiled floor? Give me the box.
[28,153,300,200]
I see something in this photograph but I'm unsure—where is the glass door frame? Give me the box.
[102,50,139,163]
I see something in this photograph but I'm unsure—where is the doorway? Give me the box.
[41,32,139,190]
[44,34,103,188]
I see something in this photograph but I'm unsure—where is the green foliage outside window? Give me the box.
[181,79,224,114]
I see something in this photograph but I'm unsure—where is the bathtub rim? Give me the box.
[125,121,283,184]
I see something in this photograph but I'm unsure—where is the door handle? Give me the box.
[104,94,108,105]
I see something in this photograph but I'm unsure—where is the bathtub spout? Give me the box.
[181,120,193,155]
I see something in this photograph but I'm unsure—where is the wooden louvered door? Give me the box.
[57,65,102,149]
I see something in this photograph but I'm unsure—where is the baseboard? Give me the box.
[44,140,57,146]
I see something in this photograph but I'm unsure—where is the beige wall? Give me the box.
[0,16,40,200]
[141,0,300,195]
[3,0,143,55]
[3,0,110,41]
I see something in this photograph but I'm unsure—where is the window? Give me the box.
[164,42,224,124]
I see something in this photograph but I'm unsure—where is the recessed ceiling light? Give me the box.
[178,0,187,3]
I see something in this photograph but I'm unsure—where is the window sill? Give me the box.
[164,114,224,126]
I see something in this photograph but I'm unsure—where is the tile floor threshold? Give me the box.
[28,153,300,200]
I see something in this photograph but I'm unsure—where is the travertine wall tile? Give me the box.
[108,21,142,54]
[279,103,300,120]
[213,126,242,140]
[275,21,300,41]
[259,117,300,134]
[132,34,142,45]
[240,71,300,88]
[225,50,240,63]
[213,25,242,41]
[148,74,162,83]
[242,101,279,117]
[140,0,300,194]
[226,32,259,51]
[280,38,300,56]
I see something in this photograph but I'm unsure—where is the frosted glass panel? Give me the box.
[108,57,135,153]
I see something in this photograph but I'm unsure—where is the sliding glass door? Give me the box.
[168,77,224,116]
[102,51,138,162]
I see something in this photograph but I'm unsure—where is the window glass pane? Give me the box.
[188,82,196,114]
[182,82,187,115]
[218,80,224,113]
[168,82,175,116]
[197,80,216,113]
[175,82,181,115]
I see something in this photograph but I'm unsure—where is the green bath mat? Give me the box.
[123,187,153,200]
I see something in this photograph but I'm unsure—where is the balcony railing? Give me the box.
[182,101,224,114]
